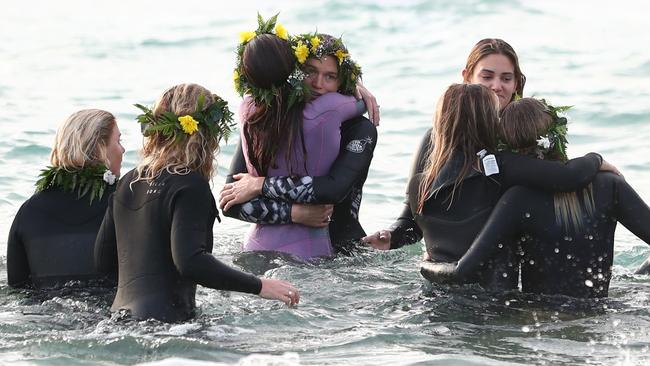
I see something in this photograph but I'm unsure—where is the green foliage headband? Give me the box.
[234,14,307,108]
[536,99,571,162]
[135,93,235,143]
[291,32,362,96]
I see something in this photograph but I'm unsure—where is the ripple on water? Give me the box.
[6,144,50,158]
[140,36,220,48]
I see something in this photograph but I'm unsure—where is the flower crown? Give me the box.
[135,93,235,142]
[536,99,571,161]
[234,14,307,108]
[291,32,362,96]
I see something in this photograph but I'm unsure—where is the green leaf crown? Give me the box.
[234,14,308,109]
[497,98,571,162]
[537,99,571,162]
[135,93,235,143]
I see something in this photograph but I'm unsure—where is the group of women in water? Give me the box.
[6,14,650,323]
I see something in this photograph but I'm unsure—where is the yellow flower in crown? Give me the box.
[178,115,199,135]
[310,36,321,53]
[274,23,288,40]
[335,49,349,65]
[239,31,256,44]
[233,70,240,88]
[293,41,309,64]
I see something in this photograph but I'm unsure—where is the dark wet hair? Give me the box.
[242,34,295,89]
[417,83,500,213]
[241,34,305,175]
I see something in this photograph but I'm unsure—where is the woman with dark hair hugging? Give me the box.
[221,16,366,260]
[220,31,378,256]
[421,97,649,298]
[366,84,617,289]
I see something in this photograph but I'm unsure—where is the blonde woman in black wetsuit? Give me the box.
[364,84,618,289]
[7,109,124,289]
[94,84,299,322]
[422,98,648,298]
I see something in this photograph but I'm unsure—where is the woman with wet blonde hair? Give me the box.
[134,84,221,182]
[7,109,124,289]
[50,109,122,174]
[94,83,299,322]
[422,97,650,298]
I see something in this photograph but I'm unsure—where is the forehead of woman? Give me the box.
[473,54,514,76]
[304,56,338,73]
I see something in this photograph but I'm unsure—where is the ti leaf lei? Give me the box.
[35,165,114,204]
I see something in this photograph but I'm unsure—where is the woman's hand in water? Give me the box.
[355,81,380,126]
[259,278,300,306]
[291,204,333,228]
[219,173,265,211]
[600,159,623,177]
[361,230,391,250]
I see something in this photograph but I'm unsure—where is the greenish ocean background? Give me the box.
[1,0,649,364]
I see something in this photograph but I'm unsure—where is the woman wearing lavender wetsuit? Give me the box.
[221,33,377,256]
[225,26,366,259]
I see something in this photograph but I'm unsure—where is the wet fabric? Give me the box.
[94,169,261,322]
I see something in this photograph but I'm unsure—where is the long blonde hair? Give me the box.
[417,84,500,213]
[51,109,116,170]
[500,98,594,232]
[134,84,221,183]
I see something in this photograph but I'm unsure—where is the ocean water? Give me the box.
[1,0,650,364]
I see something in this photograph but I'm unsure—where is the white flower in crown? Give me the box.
[537,136,551,150]
[103,170,117,185]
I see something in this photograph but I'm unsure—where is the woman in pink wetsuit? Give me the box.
[234,21,364,259]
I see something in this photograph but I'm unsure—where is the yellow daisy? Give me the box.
[239,31,256,44]
[178,115,199,135]
[310,36,321,53]
[275,23,288,40]
[293,41,309,64]
[335,49,349,65]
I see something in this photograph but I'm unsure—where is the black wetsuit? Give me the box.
[423,172,650,298]
[390,127,603,288]
[6,186,114,289]
[94,169,262,322]
[224,116,377,251]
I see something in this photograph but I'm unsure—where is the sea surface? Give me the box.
[1,0,649,365]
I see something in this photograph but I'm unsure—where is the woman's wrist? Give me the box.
[253,176,264,195]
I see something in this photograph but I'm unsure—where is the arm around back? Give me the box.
[498,152,602,192]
